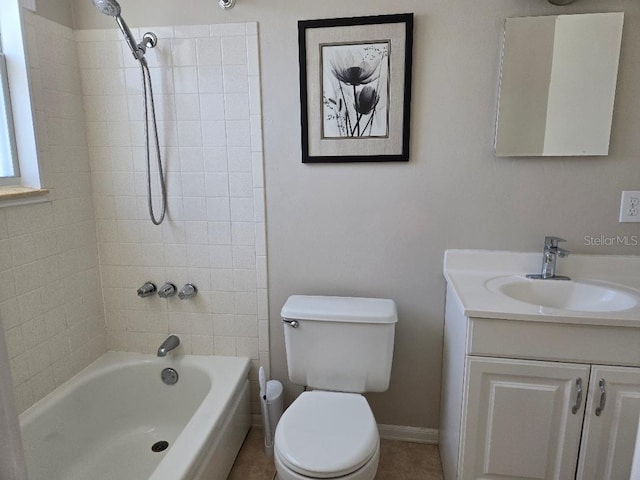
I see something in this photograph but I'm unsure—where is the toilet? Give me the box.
[274,295,397,480]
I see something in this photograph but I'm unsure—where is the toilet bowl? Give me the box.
[276,295,397,480]
[274,391,379,480]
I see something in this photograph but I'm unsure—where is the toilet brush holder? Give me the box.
[259,374,283,457]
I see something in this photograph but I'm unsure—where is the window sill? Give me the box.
[0,186,50,207]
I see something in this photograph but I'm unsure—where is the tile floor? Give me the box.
[227,428,444,479]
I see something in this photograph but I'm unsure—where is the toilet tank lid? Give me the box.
[281,295,397,324]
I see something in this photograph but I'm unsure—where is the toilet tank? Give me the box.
[281,295,397,393]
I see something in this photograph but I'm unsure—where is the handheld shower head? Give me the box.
[91,0,121,17]
[90,0,147,61]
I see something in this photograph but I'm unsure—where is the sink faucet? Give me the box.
[157,335,180,357]
[527,236,571,280]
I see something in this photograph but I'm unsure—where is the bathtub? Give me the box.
[19,351,251,480]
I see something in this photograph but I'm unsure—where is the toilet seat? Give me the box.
[274,391,379,479]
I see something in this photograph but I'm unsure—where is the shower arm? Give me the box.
[115,15,146,61]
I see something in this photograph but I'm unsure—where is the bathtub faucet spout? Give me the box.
[157,335,180,357]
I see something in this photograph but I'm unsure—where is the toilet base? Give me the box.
[274,443,380,480]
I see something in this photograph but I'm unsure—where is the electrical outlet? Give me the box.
[620,191,640,223]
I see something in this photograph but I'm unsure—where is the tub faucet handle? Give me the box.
[178,284,198,300]
[158,283,177,298]
[137,282,157,297]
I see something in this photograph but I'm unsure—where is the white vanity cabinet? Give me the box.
[463,357,588,479]
[440,285,640,480]
[577,365,640,480]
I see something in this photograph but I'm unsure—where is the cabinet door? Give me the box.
[576,365,640,480]
[461,357,590,480]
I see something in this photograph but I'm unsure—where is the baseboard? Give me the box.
[377,424,439,445]
[251,415,439,446]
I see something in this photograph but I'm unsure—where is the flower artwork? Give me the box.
[321,42,390,139]
[298,13,413,162]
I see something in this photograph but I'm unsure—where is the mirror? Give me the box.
[495,12,624,157]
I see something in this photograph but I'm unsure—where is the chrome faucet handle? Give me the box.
[178,284,198,300]
[137,281,157,297]
[158,283,177,298]
[544,236,567,248]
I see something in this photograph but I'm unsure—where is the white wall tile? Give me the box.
[236,337,258,359]
[224,93,249,120]
[197,66,224,94]
[227,147,252,173]
[175,25,210,39]
[196,38,222,66]
[211,23,247,37]
[210,245,233,269]
[235,314,257,337]
[182,197,207,221]
[203,147,228,172]
[181,173,206,197]
[247,36,260,77]
[213,335,236,356]
[230,197,254,222]
[177,121,203,147]
[204,173,229,197]
[233,269,257,292]
[200,94,225,121]
[231,222,255,246]
[171,39,198,66]
[173,67,199,94]
[221,36,247,66]
[201,121,227,147]
[212,291,235,314]
[222,66,249,96]
[229,173,253,198]
[60,21,268,418]
[208,222,231,245]
[231,247,255,275]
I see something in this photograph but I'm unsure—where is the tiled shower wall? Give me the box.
[75,23,269,397]
[1,12,106,413]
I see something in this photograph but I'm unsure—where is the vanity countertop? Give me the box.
[444,249,640,327]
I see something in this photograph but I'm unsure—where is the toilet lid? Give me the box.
[275,391,379,479]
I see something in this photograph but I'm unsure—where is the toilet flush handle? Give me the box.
[282,318,299,328]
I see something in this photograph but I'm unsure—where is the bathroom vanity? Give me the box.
[440,250,640,480]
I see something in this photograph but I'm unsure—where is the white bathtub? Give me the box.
[19,351,251,480]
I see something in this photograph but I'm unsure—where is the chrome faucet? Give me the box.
[157,335,180,357]
[178,284,198,300]
[137,281,157,297]
[527,236,571,280]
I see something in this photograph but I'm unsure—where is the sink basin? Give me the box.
[485,276,640,313]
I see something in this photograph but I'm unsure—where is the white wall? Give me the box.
[73,0,640,431]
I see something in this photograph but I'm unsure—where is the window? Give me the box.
[0,43,19,185]
[0,0,45,200]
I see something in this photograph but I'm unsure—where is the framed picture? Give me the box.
[298,13,414,163]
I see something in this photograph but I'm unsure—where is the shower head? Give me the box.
[90,0,148,61]
[91,0,121,17]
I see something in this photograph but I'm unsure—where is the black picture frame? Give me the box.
[298,13,414,163]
